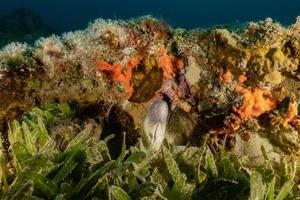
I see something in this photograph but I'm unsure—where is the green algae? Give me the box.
[0,103,298,199]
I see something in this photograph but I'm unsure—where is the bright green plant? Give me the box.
[0,103,298,199]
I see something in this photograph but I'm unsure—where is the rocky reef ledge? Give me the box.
[0,16,300,198]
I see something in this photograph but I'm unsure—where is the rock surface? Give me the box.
[0,17,300,163]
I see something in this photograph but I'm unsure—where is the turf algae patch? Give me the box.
[129,55,164,103]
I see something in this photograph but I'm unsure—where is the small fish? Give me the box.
[141,99,169,152]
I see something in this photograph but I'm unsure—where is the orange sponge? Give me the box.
[157,48,184,79]
[96,56,141,97]
[234,75,278,119]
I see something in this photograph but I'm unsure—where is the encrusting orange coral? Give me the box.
[157,48,184,79]
[234,75,278,119]
[96,56,142,97]
[220,71,233,84]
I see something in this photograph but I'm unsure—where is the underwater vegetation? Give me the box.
[0,16,300,198]
[0,103,298,199]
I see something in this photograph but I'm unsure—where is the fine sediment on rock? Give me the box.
[0,16,300,165]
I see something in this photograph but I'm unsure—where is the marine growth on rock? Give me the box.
[0,16,300,198]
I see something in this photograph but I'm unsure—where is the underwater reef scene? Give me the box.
[0,16,300,199]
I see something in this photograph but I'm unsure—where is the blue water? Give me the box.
[1,0,300,32]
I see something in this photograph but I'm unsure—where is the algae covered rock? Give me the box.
[0,16,300,175]
[0,15,300,199]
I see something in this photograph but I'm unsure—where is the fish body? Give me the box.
[141,100,169,152]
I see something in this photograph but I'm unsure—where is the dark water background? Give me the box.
[1,0,300,32]
[1,0,300,47]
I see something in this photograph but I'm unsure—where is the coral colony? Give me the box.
[0,17,299,199]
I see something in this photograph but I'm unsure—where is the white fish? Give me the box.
[141,100,169,152]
